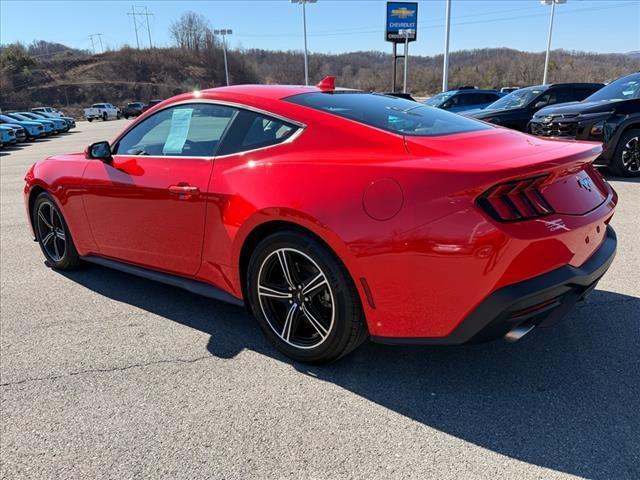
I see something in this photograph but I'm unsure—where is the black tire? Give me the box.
[124,114,129,119]
[246,230,368,364]
[32,192,81,270]
[609,128,640,177]
[87,118,93,123]
[102,112,107,121]
[116,112,121,120]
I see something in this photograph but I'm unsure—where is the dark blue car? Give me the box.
[424,89,505,113]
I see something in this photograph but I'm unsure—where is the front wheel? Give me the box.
[102,112,107,121]
[87,118,93,123]
[32,192,80,270]
[116,112,121,120]
[247,230,368,364]
[610,129,640,177]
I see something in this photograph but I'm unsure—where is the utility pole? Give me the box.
[128,6,154,49]
[214,29,233,86]
[541,0,566,85]
[88,35,96,54]
[290,0,317,86]
[442,0,452,92]
[89,33,104,53]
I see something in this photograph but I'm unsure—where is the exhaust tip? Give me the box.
[504,324,536,343]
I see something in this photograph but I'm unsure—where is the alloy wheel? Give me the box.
[257,248,335,349]
[621,136,640,173]
[36,201,66,262]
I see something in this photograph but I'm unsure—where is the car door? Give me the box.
[82,102,237,276]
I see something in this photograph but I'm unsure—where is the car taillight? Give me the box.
[477,175,554,222]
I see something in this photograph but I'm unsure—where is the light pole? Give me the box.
[541,0,566,85]
[214,29,233,86]
[399,29,414,94]
[442,0,452,92]
[291,0,317,86]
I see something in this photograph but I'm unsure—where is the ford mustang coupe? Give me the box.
[24,77,617,363]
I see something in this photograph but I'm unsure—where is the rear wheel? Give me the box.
[102,112,107,121]
[610,129,640,177]
[32,192,80,270]
[247,231,368,364]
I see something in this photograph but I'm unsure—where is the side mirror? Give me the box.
[86,141,112,162]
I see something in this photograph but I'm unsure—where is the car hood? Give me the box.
[535,99,628,117]
[13,120,43,128]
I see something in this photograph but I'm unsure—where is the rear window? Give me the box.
[285,92,490,136]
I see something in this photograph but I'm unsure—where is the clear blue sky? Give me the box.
[1,0,638,56]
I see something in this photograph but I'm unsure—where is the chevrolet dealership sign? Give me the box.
[385,2,418,42]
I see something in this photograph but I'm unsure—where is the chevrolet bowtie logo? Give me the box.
[392,7,415,18]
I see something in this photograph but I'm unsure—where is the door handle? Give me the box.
[168,184,200,198]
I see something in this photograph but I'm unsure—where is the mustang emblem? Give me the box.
[543,115,554,123]
[577,176,593,192]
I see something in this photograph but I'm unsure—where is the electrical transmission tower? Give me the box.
[88,33,104,54]
[127,6,153,49]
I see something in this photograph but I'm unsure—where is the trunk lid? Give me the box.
[404,129,608,216]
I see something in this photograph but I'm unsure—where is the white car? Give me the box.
[84,103,121,122]
[31,106,66,118]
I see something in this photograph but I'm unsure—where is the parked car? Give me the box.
[465,83,604,132]
[529,72,640,177]
[19,112,68,133]
[31,106,66,118]
[0,125,18,146]
[423,89,505,113]
[33,111,76,130]
[4,112,56,136]
[84,103,121,122]
[24,79,617,363]
[0,114,44,140]
[122,102,146,119]
[141,99,163,112]
[0,123,26,142]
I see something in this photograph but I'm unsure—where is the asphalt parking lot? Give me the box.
[1,119,639,479]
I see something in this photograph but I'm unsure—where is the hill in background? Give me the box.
[1,41,638,118]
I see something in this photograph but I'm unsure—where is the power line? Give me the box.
[127,5,153,49]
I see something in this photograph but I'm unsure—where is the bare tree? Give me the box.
[169,11,211,52]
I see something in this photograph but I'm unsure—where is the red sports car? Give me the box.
[24,78,617,363]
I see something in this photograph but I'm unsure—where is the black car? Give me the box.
[529,73,640,177]
[122,102,146,119]
[465,83,604,132]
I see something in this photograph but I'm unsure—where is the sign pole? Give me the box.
[392,43,397,92]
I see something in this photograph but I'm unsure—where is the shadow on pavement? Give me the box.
[60,263,639,479]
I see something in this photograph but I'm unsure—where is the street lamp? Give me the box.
[541,0,566,85]
[214,29,233,86]
[290,0,317,86]
[442,0,452,92]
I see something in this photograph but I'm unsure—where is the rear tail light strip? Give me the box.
[477,175,555,222]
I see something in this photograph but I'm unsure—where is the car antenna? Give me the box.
[316,76,336,92]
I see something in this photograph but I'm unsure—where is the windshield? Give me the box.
[585,73,640,102]
[423,92,455,107]
[8,113,33,121]
[0,115,20,123]
[286,92,491,137]
[485,86,548,111]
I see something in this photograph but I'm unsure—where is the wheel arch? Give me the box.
[237,219,371,320]
[27,184,48,235]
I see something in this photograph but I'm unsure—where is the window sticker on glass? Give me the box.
[162,108,193,154]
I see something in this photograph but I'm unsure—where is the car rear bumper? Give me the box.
[371,224,617,345]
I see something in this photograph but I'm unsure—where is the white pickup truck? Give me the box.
[84,103,121,122]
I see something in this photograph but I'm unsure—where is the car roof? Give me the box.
[532,82,604,89]
[202,84,325,101]
[450,89,501,94]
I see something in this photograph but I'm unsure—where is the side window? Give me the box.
[114,103,236,157]
[217,110,298,156]
[554,88,576,104]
